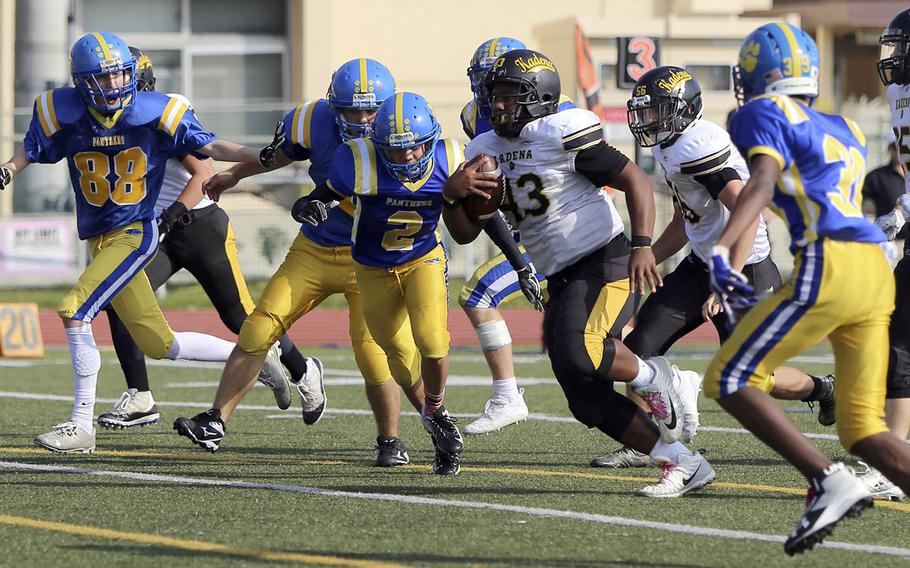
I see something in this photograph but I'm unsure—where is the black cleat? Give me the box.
[431,437,461,476]
[421,407,464,454]
[173,409,226,452]
[375,437,410,467]
[784,463,873,555]
[813,374,836,427]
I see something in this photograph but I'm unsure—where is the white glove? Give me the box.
[874,209,906,241]
[897,193,910,213]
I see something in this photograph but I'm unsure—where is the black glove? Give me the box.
[516,266,544,312]
[0,166,11,190]
[292,197,328,226]
[158,201,189,239]
[259,121,286,168]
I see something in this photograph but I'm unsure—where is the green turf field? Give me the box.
[1,345,908,567]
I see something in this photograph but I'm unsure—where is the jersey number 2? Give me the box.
[73,147,148,207]
[382,211,423,251]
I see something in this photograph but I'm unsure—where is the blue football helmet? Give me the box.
[732,22,819,106]
[71,32,137,113]
[467,37,526,117]
[327,58,395,141]
[372,92,441,183]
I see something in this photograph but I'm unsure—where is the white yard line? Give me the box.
[0,460,904,558]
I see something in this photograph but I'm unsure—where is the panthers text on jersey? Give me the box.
[460,95,576,140]
[327,137,464,267]
[464,108,624,276]
[652,119,770,264]
[280,99,358,247]
[25,88,215,239]
[729,94,885,251]
[887,83,910,196]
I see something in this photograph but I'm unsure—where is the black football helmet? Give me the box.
[129,46,156,92]
[627,65,702,147]
[879,9,910,86]
[483,49,561,138]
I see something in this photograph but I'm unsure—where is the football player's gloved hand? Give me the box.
[875,209,906,241]
[0,166,11,190]
[291,197,328,226]
[709,246,756,322]
[157,201,189,239]
[516,266,545,312]
[258,121,286,168]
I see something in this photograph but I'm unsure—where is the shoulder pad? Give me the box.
[33,88,83,137]
[460,100,478,138]
[525,108,603,151]
[289,99,335,149]
[674,121,733,176]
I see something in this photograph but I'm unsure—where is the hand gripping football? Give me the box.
[463,154,505,222]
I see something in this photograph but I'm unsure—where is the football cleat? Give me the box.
[810,374,836,427]
[422,406,464,454]
[295,357,326,425]
[173,409,226,452]
[784,462,873,555]
[636,451,716,498]
[856,461,905,501]
[635,357,702,443]
[34,421,95,454]
[97,388,160,429]
[463,389,529,435]
[431,437,461,476]
[590,446,652,468]
[375,437,410,467]
[258,343,292,410]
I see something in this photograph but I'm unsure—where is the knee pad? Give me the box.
[476,319,511,351]
[65,326,101,377]
[238,310,282,356]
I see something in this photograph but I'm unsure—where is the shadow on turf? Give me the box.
[64,543,703,567]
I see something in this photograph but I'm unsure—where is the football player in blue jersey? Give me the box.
[294,92,465,475]
[705,23,910,553]
[172,59,420,467]
[457,37,573,436]
[0,32,278,454]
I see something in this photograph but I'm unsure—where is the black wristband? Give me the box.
[443,198,462,210]
[631,235,652,248]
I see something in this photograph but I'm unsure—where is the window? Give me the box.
[143,50,182,95]
[83,0,181,33]
[600,63,617,92]
[686,65,732,91]
[190,0,286,34]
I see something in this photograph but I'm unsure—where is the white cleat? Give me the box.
[784,462,873,555]
[34,421,96,454]
[258,342,292,410]
[636,451,716,498]
[635,357,702,443]
[590,446,652,468]
[296,357,326,425]
[97,389,160,429]
[856,461,905,501]
[463,389,529,435]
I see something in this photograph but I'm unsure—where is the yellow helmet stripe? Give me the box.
[90,32,114,61]
[775,23,803,78]
[358,58,368,94]
[488,38,499,59]
[395,93,405,135]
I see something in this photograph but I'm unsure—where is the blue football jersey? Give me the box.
[327,138,464,267]
[280,99,357,247]
[24,88,215,239]
[460,95,576,139]
[730,94,885,251]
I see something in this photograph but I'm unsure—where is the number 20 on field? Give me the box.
[0,303,44,358]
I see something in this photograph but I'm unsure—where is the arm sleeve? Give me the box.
[729,99,793,170]
[483,214,528,271]
[573,141,631,187]
[326,143,356,197]
[694,167,742,200]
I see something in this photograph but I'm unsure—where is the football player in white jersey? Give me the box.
[592,66,837,469]
[443,49,715,497]
[865,8,910,501]
[97,48,322,429]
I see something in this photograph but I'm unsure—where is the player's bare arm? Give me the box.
[717,179,760,271]
[715,155,780,252]
[175,155,213,210]
[203,153,294,202]
[612,160,661,294]
[651,205,687,265]
[0,147,32,189]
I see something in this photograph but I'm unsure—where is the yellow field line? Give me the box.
[3,446,908,514]
[0,514,404,567]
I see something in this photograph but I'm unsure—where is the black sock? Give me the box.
[802,375,825,402]
[277,334,308,382]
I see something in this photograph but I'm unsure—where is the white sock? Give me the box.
[649,440,693,463]
[166,332,234,361]
[628,356,656,390]
[65,325,100,432]
[492,377,520,404]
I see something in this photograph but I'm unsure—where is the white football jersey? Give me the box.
[465,108,624,276]
[887,83,910,195]
[651,119,770,265]
[153,94,215,215]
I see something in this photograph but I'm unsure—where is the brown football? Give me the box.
[463,153,505,222]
